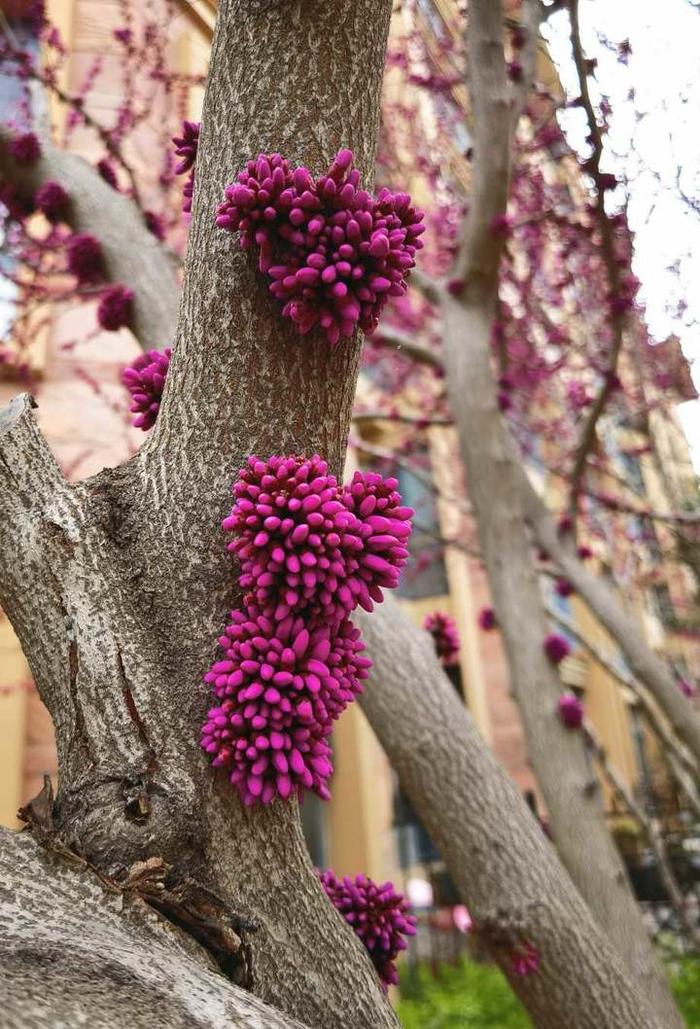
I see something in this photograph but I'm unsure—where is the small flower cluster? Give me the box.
[201,456,412,805]
[423,611,460,666]
[317,870,416,988]
[172,120,199,214]
[216,149,425,345]
[478,606,497,631]
[9,131,41,165]
[543,632,570,665]
[557,692,584,729]
[510,940,541,978]
[121,347,171,430]
[35,180,69,222]
[97,284,133,331]
[66,233,104,283]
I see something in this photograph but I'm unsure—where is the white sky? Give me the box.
[545,0,700,472]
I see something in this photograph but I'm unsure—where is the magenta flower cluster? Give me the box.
[172,120,199,214]
[121,347,171,430]
[423,611,460,667]
[97,284,133,332]
[317,870,417,988]
[201,456,413,806]
[216,149,425,346]
[35,180,69,223]
[9,131,41,165]
[478,606,497,631]
[510,940,541,978]
[557,692,584,729]
[543,632,570,665]
[66,233,104,283]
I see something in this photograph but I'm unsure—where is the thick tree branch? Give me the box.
[439,0,683,1021]
[357,598,663,1029]
[0,828,306,1029]
[0,132,179,350]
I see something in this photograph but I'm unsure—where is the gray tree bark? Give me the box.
[0,827,307,1029]
[438,1,683,1025]
[0,3,399,1027]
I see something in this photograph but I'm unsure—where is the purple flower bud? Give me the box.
[558,692,583,729]
[424,611,460,666]
[66,233,104,283]
[97,284,134,332]
[9,131,41,165]
[35,180,69,223]
[543,633,571,665]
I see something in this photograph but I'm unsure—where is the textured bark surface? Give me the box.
[357,599,662,1029]
[0,3,399,1027]
[438,1,683,1025]
[0,132,179,350]
[0,828,306,1029]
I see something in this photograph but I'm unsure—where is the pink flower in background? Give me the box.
[423,611,460,666]
[543,633,570,665]
[97,284,133,332]
[9,131,41,164]
[66,233,104,283]
[478,606,497,631]
[557,692,584,729]
[35,180,69,222]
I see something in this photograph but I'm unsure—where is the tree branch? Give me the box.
[0,132,179,350]
[0,828,307,1029]
[357,598,664,1029]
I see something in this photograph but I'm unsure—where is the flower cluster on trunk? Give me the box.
[317,870,417,988]
[423,610,460,666]
[216,149,425,345]
[201,456,412,805]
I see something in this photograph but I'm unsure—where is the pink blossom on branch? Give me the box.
[34,180,69,223]
[8,130,41,165]
[121,346,171,430]
[557,692,584,729]
[478,606,497,631]
[317,870,417,988]
[216,149,425,345]
[97,284,133,332]
[172,119,199,214]
[543,633,571,665]
[423,611,460,666]
[66,233,104,283]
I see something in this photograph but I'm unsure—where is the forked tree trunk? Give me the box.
[0,3,399,1027]
[439,1,682,1024]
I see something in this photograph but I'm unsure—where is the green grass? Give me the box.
[397,955,700,1028]
[397,959,531,1029]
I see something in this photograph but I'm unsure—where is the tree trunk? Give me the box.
[438,1,683,1025]
[0,3,399,1027]
[0,827,306,1029]
[357,598,663,1029]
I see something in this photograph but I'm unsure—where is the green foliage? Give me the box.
[397,958,531,1029]
[396,955,700,1028]
[670,956,700,1028]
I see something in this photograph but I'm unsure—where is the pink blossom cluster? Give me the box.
[317,870,417,988]
[97,284,133,331]
[121,347,171,430]
[543,633,570,665]
[510,940,541,977]
[423,611,460,666]
[172,120,199,214]
[201,455,413,805]
[557,692,584,729]
[216,149,425,345]
[8,130,40,165]
[66,233,104,283]
[478,606,497,631]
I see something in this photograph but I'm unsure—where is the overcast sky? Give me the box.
[544,0,700,473]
